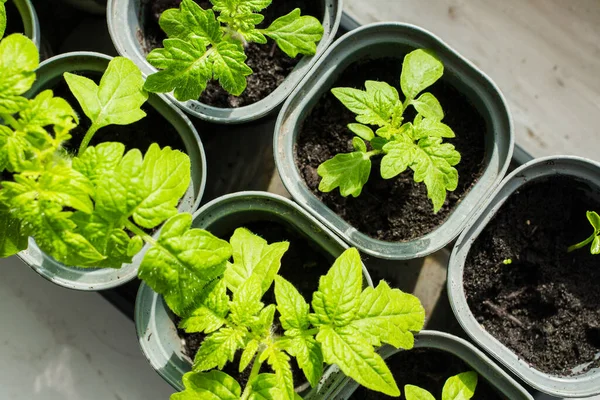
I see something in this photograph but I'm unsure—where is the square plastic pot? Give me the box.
[107,0,342,124]
[134,191,373,397]
[274,22,513,260]
[16,51,207,291]
[448,156,600,398]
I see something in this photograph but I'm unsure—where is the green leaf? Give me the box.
[193,326,246,371]
[405,385,435,400]
[18,90,78,134]
[442,371,478,400]
[311,248,363,326]
[225,227,289,294]
[212,0,272,14]
[64,57,148,130]
[274,275,309,330]
[317,152,371,197]
[0,0,6,39]
[95,143,191,229]
[381,140,417,180]
[283,333,323,388]
[138,213,232,316]
[263,8,324,58]
[230,272,264,326]
[239,338,260,373]
[180,279,229,334]
[212,41,253,97]
[401,49,443,100]
[0,202,27,257]
[171,370,241,400]
[592,236,600,255]
[348,123,375,141]
[247,373,282,400]
[316,325,399,396]
[160,0,221,43]
[352,137,367,152]
[412,92,444,120]
[347,281,425,349]
[331,83,398,127]
[251,304,276,336]
[0,34,39,114]
[587,211,600,232]
[72,142,125,188]
[371,137,388,151]
[413,117,455,140]
[264,346,295,400]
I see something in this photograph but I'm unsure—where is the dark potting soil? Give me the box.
[49,73,185,155]
[138,0,323,108]
[4,1,24,37]
[464,177,600,375]
[349,348,504,400]
[176,220,333,390]
[295,57,487,242]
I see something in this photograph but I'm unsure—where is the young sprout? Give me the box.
[502,258,513,265]
[405,371,478,400]
[568,211,600,255]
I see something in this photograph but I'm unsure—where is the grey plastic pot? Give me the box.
[448,156,600,398]
[135,191,374,396]
[107,0,342,124]
[7,0,40,48]
[325,331,533,399]
[16,51,207,291]
[58,0,106,14]
[274,22,514,260]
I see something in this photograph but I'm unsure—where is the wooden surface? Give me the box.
[344,0,600,162]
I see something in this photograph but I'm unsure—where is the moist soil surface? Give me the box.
[349,348,504,399]
[295,57,487,242]
[4,2,24,37]
[138,0,323,108]
[464,177,600,375]
[176,220,334,390]
[50,73,185,155]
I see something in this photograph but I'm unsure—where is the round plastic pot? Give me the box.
[448,156,600,398]
[16,51,207,291]
[327,331,533,399]
[274,22,513,260]
[135,191,374,395]
[8,0,40,48]
[57,0,106,14]
[107,0,342,124]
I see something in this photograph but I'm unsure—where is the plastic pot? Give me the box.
[16,51,207,291]
[135,191,374,395]
[107,0,342,124]
[57,0,106,14]
[6,0,40,48]
[328,331,533,399]
[274,22,513,260]
[448,156,600,398]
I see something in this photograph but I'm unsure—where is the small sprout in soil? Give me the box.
[0,31,191,268]
[502,258,513,265]
[317,49,460,213]
[568,211,600,255]
[144,0,324,100]
[149,228,426,399]
[405,371,478,400]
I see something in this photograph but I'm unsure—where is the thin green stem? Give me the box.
[124,219,156,246]
[402,97,412,110]
[78,123,100,156]
[0,113,21,130]
[240,347,266,400]
[366,150,384,158]
[568,233,595,253]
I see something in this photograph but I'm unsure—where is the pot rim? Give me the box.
[9,0,40,49]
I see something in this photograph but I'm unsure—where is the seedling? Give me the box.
[405,371,478,400]
[568,211,600,255]
[144,0,324,100]
[0,32,191,268]
[139,227,425,399]
[317,49,460,212]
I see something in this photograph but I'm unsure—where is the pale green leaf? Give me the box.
[239,339,260,373]
[317,152,371,197]
[0,0,6,39]
[72,142,125,187]
[230,272,264,326]
[160,0,221,44]
[331,85,395,127]
[442,371,478,400]
[0,202,27,257]
[587,210,600,231]
[381,140,417,180]
[171,370,241,400]
[348,123,375,141]
[138,213,232,316]
[212,41,253,96]
[180,279,229,334]
[283,334,323,388]
[401,49,443,100]
[247,373,283,400]
[193,326,246,371]
[0,34,39,114]
[274,275,309,330]
[212,0,272,14]
[405,385,435,400]
[352,137,367,152]
[264,347,295,400]
[316,325,399,396]
[64,57,148,130]
[18,90,78,136]
[592,236,599,255]
[263,8,324,58]
[413,117,455,140]
[412,92,444,120]
[311,248,362,326]
[347,281,424,349]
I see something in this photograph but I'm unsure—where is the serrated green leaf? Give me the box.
[180,279,229,334]
[347,281,424,349]
[212,0,272,14]
[0,202,27,257]
[348,123,374,141]
[381,140,417,180]
[0,34,39,114]
[412,92,443,120]
[212,40,253,96]
[160,0,221,44]
[331,86,394,127]
[274,275,309,330]
[230,272,264,326]
[263,8,324,58]
[0,0,6,39]
[247,373,282,400]
[413,117,455,140]
[239,338,260,373]
[442,371,478,400]
[311,248,362,326]
[18,90,78,137]
[283,333,323,388]
[64,57,147,132]
[405,385,435,400]
[251,304,276,335]
[316,325,399,396]
[317,152,371,197]
[264,346,295,400]
[138,213,232,316]
[401,49,443,100]
[72,142,125,188]
[171,370,241,400]
[95,143,191,229]
[193,326,246,371]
